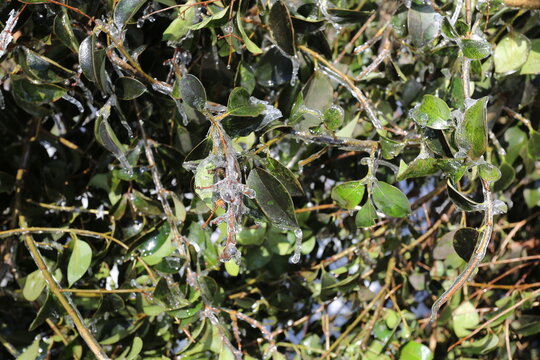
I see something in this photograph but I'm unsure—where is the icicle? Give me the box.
[62,94,84,113]
[290,228,303,263]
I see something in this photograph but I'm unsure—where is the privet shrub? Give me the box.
[1,0,539,359]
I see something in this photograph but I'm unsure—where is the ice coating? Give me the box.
[62,94,84,113]
[290,227,303,264]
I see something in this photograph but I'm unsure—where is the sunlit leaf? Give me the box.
[399,341,433,360]
[453,301,480,337]
[410,95,452,129]
[331,181,365,209]
[355,201,377,228]
[456,96,489,159]
[407,4,441,48]
[372,181,411,218]
[462,38,491,60]
[494,32,531,74]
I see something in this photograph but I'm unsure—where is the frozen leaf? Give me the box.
[227,87,265,116]
[447,180,484,212]
[355,201,377,228]
[115,77,146,100]
[462,39,491,60]
[11,75,67,104]
[266,157,303,197]
[494,161,515,191]
[268,1,296,56]
[323,105,344,130]
[180,74,207,111]
[494,32,531,74]
[453,227,478,262]
[407,4,442,48]
[247,167,298,230]
[456,97,489,159]
[478,162,501,182]
[162,1,196,43]
[397,158,440,181]
[190,6,229,30]
[372,181,411,218]
[130,189,162,216]
[67,237,93,286]
[331,181,365,209]
[79,34,110,93]
[114,0,148,28]
[18,48,74,83]
[410,95,452,129]
[54,8,79,52]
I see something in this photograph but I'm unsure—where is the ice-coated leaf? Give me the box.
[494,32,531,74]
[114,0,148,28]
[67,238,92,286]
[11,75,67,104]
[227,87,265,116]
[478,162,501,182]
[447,180,484,212]
[19,48,74,83]
[79,34,110,93]
[528,129,540,158]
[331,181,365,209]
[407,4,441,48]
[54,8,79,52]
[247,167,298,230]
[266,157,303,197]
[323,105,344,131]
[462,38,491,60]
[355,201,377,228]
[455,96,489,159]
[326,8,373,25]
[400,341,433,360]
[372,181,411,218]
[268,1,296,56]
[130,189,162,216]
[179,74,207,111]
[520,39,540,74]
[237,12,262,55]
[397,158,440,181]
[453,301,480,337]
[453,227,478,262]
[23,269,47,301]
[135,222,171,257]
[190,6,229,30]
[115,77,146,100]
[441,17,458,39]
[94,105,131,173]
[410,95,452,129]
[162,1,196,43]
[494,161,515,191]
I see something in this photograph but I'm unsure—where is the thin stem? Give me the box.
[19,217,110,360]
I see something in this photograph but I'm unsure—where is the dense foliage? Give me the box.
[1,0,540,359]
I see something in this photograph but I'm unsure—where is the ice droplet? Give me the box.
[290,228,303,263]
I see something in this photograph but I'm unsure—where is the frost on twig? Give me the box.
[185,118,255,263]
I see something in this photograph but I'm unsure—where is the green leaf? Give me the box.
[410,95,452,129]
[266,157,304,197]
[399,341,433,360]
[11,75,67,104]
[326,8,374,24]
[227,87,265,116]
[512,315,540,337]
[441,17,458,39]
[180,74,207,111]
[79,34,110,93]
[331,181,365,209]
[528,129,540,158]
[29,292,57,330]
[268,1,296,56]
[94,105,131,172]
[456,96,489,159]
[237,224,267,246]
[114,0,148,28]
[462,39,491,60]
[447,180,484,212]
[135,222,171,257]
[23,269,47,301]
[190,6,229,30]
[53,8,79,52]
[520,39,540,74]
[355,201,377,228]
[18,47,74,83]
[323,105,344,131]
[407,4,441,48]
[372,181,411,218]
[453,227,478,262]
[126,337,143,360]
[67,237,93,286]
[16,337,41,360]
[494,161,515,191]
[523,188,540,209]
[115,77,146,100]
[397,158,440,181]
[453,301,480,337]
[224,259,240,277]
[494,32,531,74]
[461,332,499,355]
[237,12,262,55]
[247,168,298,230]
[162,1,196,43]
[478,162,501,182]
